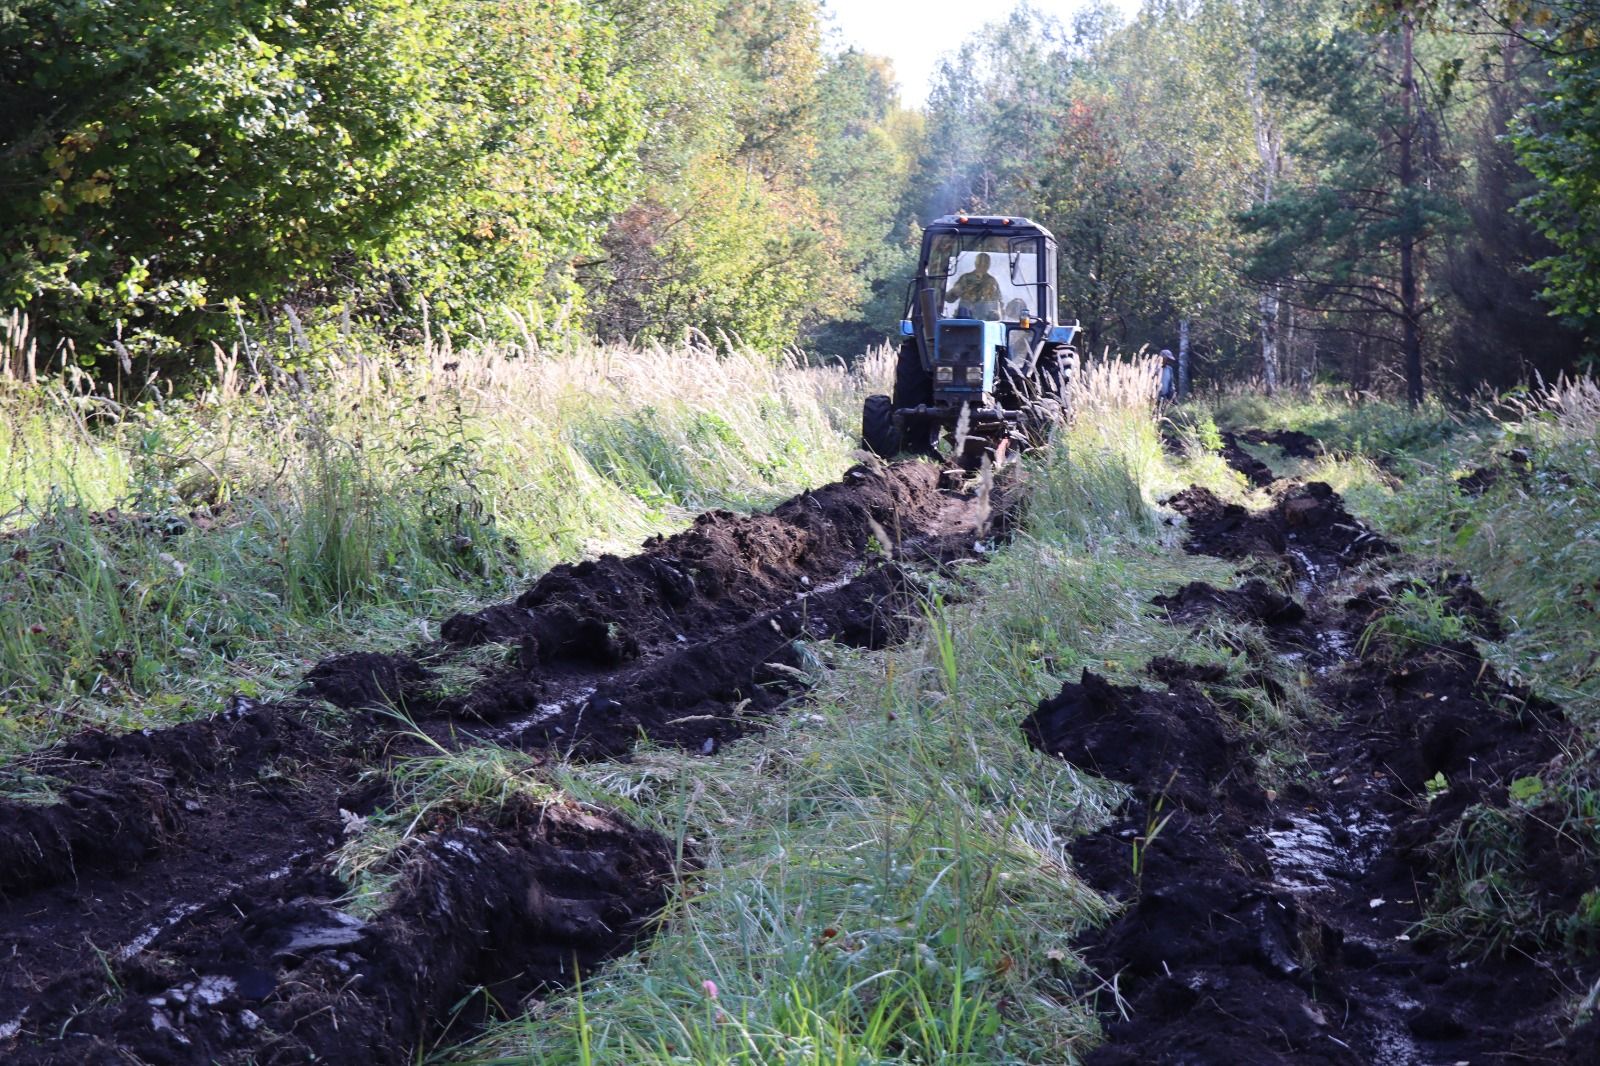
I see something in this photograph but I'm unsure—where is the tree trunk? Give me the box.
[1248,42,1283,396]
[1178,317,1191,397]
[1284,301,1295,388]
[1260,287,1279,394]
[1399,13,1424,408]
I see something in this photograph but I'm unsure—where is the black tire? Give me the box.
[861,394,902,457]
[891,338,932,409]
[1036,346,1068,401]
[1022,398,1064,448]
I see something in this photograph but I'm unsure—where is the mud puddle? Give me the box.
[0,459,1002,1063]
[1039,471,1592,1063]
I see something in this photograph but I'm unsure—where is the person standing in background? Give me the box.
[1158,348,1178,401]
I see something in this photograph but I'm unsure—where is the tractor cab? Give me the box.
[862,214,1078,462]
[911,216,1060,402]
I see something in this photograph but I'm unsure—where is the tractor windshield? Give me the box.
[924,232,1043,322]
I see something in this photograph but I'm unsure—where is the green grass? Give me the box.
[1205,386,1471,462]
[334,724,563,918]
[444,379,1598,1063]
[14,336,1600,1051]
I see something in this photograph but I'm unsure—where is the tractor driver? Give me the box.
[946,253,1002,320]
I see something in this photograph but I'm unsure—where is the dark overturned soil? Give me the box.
[0,459,998,1065]
[1221,431,1278,487]
[1166,480,1393,576]
[1239,427,1323,459]
[412,461,992,760]
[7,799,674,1066]
[1022,669,1249,813]
[1457,447,1535,496]
[1045,469,1594,1064]
[439,461,950,652]
[1152,577,1306,629]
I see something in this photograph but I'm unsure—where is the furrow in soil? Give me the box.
[0,459,1001,1064]
[1041,459,1595,1064]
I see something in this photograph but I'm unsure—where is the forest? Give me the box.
[3,0,1596,397]
[3,2,1600,1065]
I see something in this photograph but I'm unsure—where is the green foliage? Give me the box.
[1358,586,1471,658]
[589,2,921,356]
[1,0,640,368]
[1240,4,1465,403]
[4,0,1595,392]
[1167,407,1226,455]
[1509,774,1546,805]
[630,159,832,351]
[806,51,923,357]
[899,1,1312,369]
[1515,46,1600,351]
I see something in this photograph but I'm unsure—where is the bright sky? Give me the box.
[821,0,1142,107]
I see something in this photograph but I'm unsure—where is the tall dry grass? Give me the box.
[0,329,873,747]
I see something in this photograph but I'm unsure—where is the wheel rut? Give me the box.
[0,459,1005,1064]
[1038,445,1595,1063]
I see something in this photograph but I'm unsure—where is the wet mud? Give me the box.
[420,461,987,759]
[1053,463,1594,1064]
[0,459,994,1063]
[1152,577,1307,629]
[1166,480,1393,575]
[0,702,338,896]
[303,651,435,711]
[1022,669,1247,812]
[6,799,673,1066]
[497,562,927,758]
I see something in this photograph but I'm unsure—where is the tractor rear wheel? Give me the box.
[861,394,902,457]
[1036,346,1072,400]
[1022,398,1064,448]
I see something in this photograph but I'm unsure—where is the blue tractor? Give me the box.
[862,214,1079,463]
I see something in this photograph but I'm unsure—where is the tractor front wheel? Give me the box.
[892,339,932,408]
[861,394,902,457]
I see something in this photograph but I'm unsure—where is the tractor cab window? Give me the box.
[925,232,1041,322]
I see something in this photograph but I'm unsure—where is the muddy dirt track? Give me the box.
[1033,438,1598,1064]
[5,431,1596,1065]
[0,459,1002,1064]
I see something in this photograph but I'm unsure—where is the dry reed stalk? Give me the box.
[1067,354,1160,417]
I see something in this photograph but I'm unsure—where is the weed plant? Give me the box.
[334,723,559,918]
